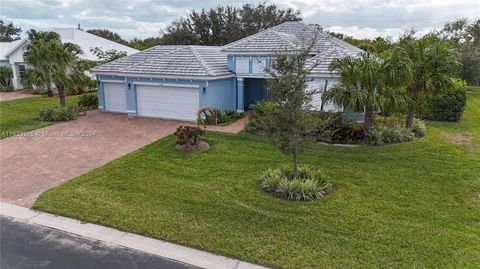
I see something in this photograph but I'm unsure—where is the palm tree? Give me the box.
[401,37,460,128]
[48,41,87,106]
[323,49,412,137]
[24,30,58,97]
[24,30,88,106]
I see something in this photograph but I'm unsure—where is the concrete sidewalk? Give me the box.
[0,202,267,269]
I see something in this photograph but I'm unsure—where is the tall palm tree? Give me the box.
[323,49,412,137]
[24,30,88,106]
[24,30,58,96]
[48,41,86,106]
[401,38,460,128]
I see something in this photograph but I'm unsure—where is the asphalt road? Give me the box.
[0,216,198,269]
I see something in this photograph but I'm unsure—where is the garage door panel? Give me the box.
[136,85,199,121]
[104,82,126,113]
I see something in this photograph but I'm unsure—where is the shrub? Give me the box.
[421,78,467,122]
[36,105,77,122]
[368,126,414,145]
[215,109,244,125]
[0,66,13,92]
[411,120,427,137]
[174,126,204,145]
[88,79,97,91]
[31,88,48,95]
[311,111,363,143]
[77,94,98,108]
[260,166,333,201]
[246,101,276,134]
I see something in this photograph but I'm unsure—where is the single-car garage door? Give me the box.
[136,84,199,121]
[104,82,127,113]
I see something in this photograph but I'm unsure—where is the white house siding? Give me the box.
[8,45,28,90]
[307,77,343,112]
[0,60,10,68]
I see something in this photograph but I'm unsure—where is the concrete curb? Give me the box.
[0,202,268,269]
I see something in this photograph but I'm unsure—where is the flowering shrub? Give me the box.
[174,126,204,145]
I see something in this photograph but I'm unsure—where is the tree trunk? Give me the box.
[363,106,374,138]
[405,105,415,129]
[405,91,418,129]
[46,81,53,97]
[292,146,298,178]
[57,83,66,107]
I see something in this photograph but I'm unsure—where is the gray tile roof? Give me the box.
[92,21,362,77]
[306,47,363,75]
[90,46,234,78]
[222,21,363,75]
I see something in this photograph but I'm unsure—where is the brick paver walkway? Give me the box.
[204,115,249,134]
[0,90,38,101]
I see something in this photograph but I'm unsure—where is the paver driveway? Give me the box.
[0,110,185,207]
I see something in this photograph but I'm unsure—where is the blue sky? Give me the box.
[1,0,479,40]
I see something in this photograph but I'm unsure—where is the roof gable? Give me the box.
[1,39,27,59]
[52,28,139,61]
[222,21,363,75]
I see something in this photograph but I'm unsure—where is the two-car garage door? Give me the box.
[136,84,199,121]
[103,82,199,121]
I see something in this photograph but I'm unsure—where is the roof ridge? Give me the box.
[190,46,215,76]
[222,21,302,51]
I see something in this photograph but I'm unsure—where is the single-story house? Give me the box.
[91,21,362,121]
[0,27,138,90]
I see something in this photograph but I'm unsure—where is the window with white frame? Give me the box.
[236,58,250,73]
[18,64,26,75]
[252,58,267,73]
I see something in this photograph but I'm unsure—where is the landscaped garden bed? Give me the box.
[198,107,245,126]
[33,88,480,269]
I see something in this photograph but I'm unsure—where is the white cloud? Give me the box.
[0,0,478,40]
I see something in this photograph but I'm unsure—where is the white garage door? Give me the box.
[136,84,199,121]
[104,82,126,113]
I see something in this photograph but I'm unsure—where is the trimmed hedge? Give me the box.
[77,94,98,108]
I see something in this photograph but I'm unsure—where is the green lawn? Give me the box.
[34,89,480,268]
[0,95,84,138]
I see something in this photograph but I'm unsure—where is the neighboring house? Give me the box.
[0,27,139,90]
[91,21,362,121]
